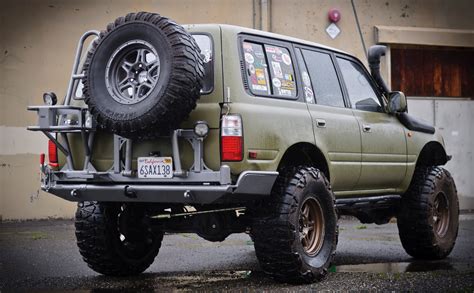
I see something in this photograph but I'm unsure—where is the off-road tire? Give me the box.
[83,12,204,139]
[75,201,163,276]
[397,166,459,259]
[252,166,338,283]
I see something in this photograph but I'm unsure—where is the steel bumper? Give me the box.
[44,171,279,204]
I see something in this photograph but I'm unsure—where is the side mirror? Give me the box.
[387,91,407,114]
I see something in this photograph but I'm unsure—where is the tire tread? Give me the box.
[397,166,458,259]
[252,166,338,283]
[83,12,204,139]
[75,201,163,276]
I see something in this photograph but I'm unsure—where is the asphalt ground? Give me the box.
[0,217,473,291]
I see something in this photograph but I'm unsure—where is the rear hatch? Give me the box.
[59,25,223,173]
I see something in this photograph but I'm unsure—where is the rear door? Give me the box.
[335,56,407,191]
[295,47,361,192]
[226,34,315,175]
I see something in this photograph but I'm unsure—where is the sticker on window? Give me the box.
[304,86,315,103]
[271,61,283,78]
[264,45,297,97]
[256,68,267,85]
[282,53,292,65]
[302,71,311,87]
[243,42,253,52]
[272,78,281,88]
[245,53,254,64]
[243,42,270,95]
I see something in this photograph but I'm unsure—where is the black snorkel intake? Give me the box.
[367,45,435,134]
[368,45,390,95]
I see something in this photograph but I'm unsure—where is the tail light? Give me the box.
[48,140,59,168]
[221,114,243,161]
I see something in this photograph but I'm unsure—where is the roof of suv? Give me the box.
[184,24,349,55]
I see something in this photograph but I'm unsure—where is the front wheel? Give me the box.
[397,166,459,259]
[75,202,163,276]
[252,166,338,283]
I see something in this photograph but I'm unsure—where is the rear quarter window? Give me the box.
[242,41,297,98]
[192,34,214,94]
[243,42,271,95]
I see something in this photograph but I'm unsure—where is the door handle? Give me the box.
[316,119,326,128]
[362,124,372,132]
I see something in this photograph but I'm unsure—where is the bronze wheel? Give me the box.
[433,192,450,237]
[252,166,338,283]
[398,166,459,259]
[300,197,325,256]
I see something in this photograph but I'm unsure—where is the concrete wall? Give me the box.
[407,98,474,210]
[0,0,255,220]
[1,0,473,220]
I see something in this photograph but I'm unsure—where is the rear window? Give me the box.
[192,34,214,94]
[242,41,297,98]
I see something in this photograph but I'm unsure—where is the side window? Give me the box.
[301,49,345,107]
[192,34,214,94]
[337,58,382,112]
[242,41,297,98]
[243,42,271,95]
[295,49,315,103]
[264,45,297,97]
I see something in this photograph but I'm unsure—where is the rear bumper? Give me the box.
[44,171,279,204]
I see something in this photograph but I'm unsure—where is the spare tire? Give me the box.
[83,12,204,139]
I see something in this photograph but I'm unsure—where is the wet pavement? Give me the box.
[0,217,473,291]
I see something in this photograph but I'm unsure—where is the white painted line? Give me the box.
[460,213,474,221]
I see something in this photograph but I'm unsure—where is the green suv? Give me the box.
[28,12,458,283]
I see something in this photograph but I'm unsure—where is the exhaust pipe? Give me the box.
[368,45,390,94]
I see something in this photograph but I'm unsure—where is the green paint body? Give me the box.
[63,24,447,199]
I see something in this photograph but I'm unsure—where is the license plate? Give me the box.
[138,157,173,179]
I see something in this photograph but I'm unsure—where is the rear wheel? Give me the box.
[252,166,338,283]
[397,166,459,259]
[75,201,163,276]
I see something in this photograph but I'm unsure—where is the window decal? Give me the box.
[301,71,314,103]
[271,61,283,78]
[265,45,297,97]
[242,41,297,98]
[243,42,270,95]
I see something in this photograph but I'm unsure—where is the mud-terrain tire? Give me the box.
[397,166,459,259]
[83,12,204,139]
[252,166,338,283]
[75,201,163,276]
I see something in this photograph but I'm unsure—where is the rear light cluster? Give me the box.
[48,139,59,168]
[221,114,243,161]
